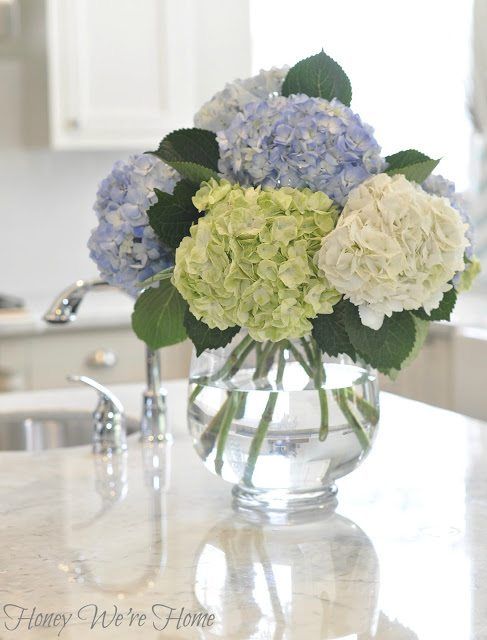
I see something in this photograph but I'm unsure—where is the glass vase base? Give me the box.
[232,483,338,519]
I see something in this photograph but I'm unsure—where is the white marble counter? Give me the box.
[0,382,486,639]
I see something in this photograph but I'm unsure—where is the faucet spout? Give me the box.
[43,279,111,323]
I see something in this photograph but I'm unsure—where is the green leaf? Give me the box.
[413,288,457,322]
[131,280,187,350]
[148,180,202,250]
[386,316,430,380]
[281,50,352,106]
[311,301,356,359]
[343,302,416,373]
[165,162,218,184]
[385,149,439,183]
[151,128,220,179]
[183,309,240,356]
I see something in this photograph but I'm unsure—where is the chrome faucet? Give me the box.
[44,279,170,443]
[68,375,127,455]
[43,278,112,323]
[141,348,170,443]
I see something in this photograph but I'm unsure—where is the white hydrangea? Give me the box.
[194,67,288,133]
[317,173,469,330]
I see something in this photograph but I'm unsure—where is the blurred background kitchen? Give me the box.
[1,0,486,419]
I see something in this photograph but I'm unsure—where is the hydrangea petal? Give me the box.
[88,154,179,296]
[318,173,469,329]
[218,94,385,206]
[173,179,341,341]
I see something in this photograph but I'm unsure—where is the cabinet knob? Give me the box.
[86,349,117,369]
[66,118,80,130]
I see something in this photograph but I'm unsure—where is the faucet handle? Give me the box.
[68,375,127,455]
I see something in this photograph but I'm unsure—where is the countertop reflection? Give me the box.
[194,512,381,638]
[0,381,485,639]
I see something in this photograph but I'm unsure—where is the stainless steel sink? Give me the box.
[0,410,139,451]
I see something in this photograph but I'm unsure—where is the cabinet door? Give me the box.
[452,328,487,421]
[28,329,192,390]
[380,325,454,410]
[46,0,251,149]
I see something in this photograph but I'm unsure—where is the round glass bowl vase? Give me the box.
[187,333,380,515]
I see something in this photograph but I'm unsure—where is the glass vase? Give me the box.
[187,332,380,514]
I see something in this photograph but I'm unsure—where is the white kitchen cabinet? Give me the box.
[0,328,192,391]
[46,0,251,149]
[452,327,487,421]
[380,324,454,411]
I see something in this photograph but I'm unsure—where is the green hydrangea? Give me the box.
[173,179,341,342]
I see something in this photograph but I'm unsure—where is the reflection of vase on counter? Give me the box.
[193,512,380,639]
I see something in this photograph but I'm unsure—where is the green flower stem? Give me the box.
[286,341,314,378]
[192,334,255,400]
[344,387,379,425]
[214,391,245,475]
[212,334,254,382]
[139,267,174,288]
[299,336,315,364]
[224,337,256,382]
[189,335,254,405]
[255,342,263,360]
[317,388,329,441]
[334,388,371,450]
[200,398,230,459]
[253,342,279,385]
[355,395,380,425]
[288,337,329,440]
[189,383,203,404]
[311,341,329,442]
[194,336,257,463]
[243,348,287,486]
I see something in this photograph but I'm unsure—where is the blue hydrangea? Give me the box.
[194,67,288,133]
[217,94,385,206]
[422,174,474,259]
[88,154,179,297]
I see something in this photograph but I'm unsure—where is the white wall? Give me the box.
[0,1,128,305]
[0,149,135,304]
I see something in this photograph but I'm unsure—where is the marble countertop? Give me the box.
[0,382,486,639]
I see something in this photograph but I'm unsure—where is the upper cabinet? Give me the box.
[2,0,251,150]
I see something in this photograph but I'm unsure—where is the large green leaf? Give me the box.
[165,162,218,184]
[343,302,416,373]
[311,301,356,358]
[183,309,240,356]
[413,288,457,322]
[386,316,430,380]
[282,50,352,106]
[385,149,439,183]
[132,280,187,350]
[148,180,202,250]
[151,128,220,180]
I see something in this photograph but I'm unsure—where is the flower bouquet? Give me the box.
[90,50,479,513]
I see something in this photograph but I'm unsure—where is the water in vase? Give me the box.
[188,359,379,494]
